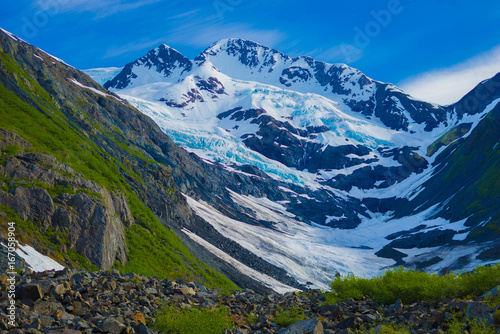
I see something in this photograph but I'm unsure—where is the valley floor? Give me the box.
[2,268,499,333]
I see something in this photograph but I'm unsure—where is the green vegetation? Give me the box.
[153,304,234,334]
[326,265,500,305]
[434,107,500,242]
[427,123,472,157]
[273,305,306,327]
[67,249,100,271]
[0,73,122,190]
[0,144,20,165]
[483,292,500,309]
[494,309,500,324]
[328,266,500,333]
[118,218,237,290]
[115,140,157,164]
[1,143,20,156]
[246,312,258,325]
[354,323,410,334]
[447,318,495,334]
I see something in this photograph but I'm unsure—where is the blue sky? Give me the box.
[1,0,500,104]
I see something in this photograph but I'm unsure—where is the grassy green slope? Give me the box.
[406,104,500,242]
[437,105,500,241]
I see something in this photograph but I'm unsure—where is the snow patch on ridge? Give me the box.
[68,78,124,103]
[184,193,394,289]
[1,242,65,272]
[0,27,25,43]
[16,244,65,272]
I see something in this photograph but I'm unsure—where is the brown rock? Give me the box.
[54,284,66,296]
[101,317,126,334]
[19,284,43,301]
[231,315,249,328]
[432,310,445,327]
[33,300,64,316]
[132,312,146,325]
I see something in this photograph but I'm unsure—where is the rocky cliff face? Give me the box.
[384,74,500,244]
[0,133,129,269]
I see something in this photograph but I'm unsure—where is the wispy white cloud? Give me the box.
[167,9,201,20]
[34,0,162,18]
[101,9,286,62]
[103,37,167,58]
[163,13,286,50]
[399,46,500,105]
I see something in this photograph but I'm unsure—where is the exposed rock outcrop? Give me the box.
[0,146,128,270]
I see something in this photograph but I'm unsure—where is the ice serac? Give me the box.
[104,44,192,89]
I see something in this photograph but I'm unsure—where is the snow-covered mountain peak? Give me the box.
[194,38,292,78]
[103,39,455,132]
[157,43,181,53]
[196,38,290,63]
[104,44,192,90]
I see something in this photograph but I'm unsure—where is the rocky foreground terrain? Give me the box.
[1,269,499,334]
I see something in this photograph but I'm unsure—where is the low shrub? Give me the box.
[246,312,258,325]
[354,323,410,334]
[154,304,234,334]
[273,305,306,327]
[328,265,500,305]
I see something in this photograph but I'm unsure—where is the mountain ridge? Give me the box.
[105,38,453,133]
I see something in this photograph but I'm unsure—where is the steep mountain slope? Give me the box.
[373,75,500,263]
[1,29,304,292]
[95,38,500,287]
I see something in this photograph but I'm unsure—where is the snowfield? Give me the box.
[183,190,483,290]
[1,242,65,272]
